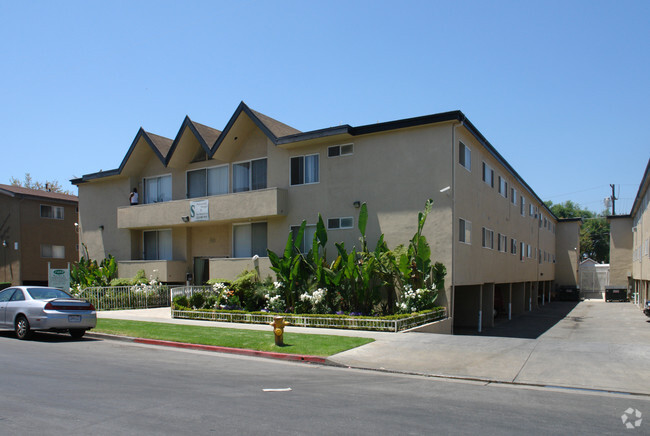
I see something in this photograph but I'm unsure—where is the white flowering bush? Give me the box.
[296,287,328,314]
[398,284,438,314]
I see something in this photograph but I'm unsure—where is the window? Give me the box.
[143,230,172,260]
[459,218,472,244]
[459,142,471,171]
[41,244,65,259]
[327,217,353,230]
[538,249,542,264]
[233,223,267,258]
[520,242,525,261]
[187,165,228,198]
[144,174,172,204]
[498,233,507,252]
[233,158,267,193]
[328,143,353,157]
[40,205,64,220]
[511,188,517,205]
[527,244,532,258]
[529,203,535,217]
[291,154,319,186]
[482,227,494,249]
[520,196,526,216]
[290,224,317,253]
[498,176,508,198]
[482,162,494,187]
[511,238,517,255]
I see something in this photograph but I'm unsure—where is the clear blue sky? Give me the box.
[2,0,648,214]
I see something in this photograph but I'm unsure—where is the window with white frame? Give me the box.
[529,203,535,217]
[327,217,353,230]
[187,165,229,198]
[233,222,267,258]
[233,158,267,193]
[144,174,172,204]
[41,244,65,259]
[482,227,494,249]
[459,218,472,244]
[527,244,532,258]
[327,143,353,157]
[511,238,517,255]
[459,142,471,171]
[539,249,542,264]
[498,233,507,252]
[482,162,494,187]
[40,205,64,220]
[511,187,517,205]
[290,224,317,253]
[520,242,525,261]
[143,229,172,260]
[498,176,508,198]
[291,154,319,186]
[520,196,526,216]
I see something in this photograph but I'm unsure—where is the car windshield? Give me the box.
[26,288,73,300]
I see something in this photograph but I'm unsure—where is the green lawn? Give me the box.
[94,319,374,357]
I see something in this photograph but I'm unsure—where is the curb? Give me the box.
[86,332,329,365]
[321,360,650,398]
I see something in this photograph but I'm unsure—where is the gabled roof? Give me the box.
[69,102,557,219]
[0,183,77,203]
[166,116,222,165]
[212,102,301,152]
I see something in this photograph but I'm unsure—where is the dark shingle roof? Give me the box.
[249,108,301,138]
[191,120,222,146]
[0,183,77,202]
[144,131,173,159]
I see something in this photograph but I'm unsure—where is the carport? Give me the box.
[453,283,494,333]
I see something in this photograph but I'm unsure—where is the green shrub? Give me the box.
[173,295,189,309]
[188,292,205,309]
[109,278,133,286]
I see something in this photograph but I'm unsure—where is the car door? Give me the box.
[0,288,17,328]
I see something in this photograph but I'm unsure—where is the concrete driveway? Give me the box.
[328,301,650,395]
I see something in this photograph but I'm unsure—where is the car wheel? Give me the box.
[15,316,32,340]
[69,329,86,339]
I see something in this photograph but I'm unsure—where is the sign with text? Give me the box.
[48,263,70,291]
[190,199,209,222]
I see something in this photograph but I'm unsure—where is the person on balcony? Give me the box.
[129,188,139,205]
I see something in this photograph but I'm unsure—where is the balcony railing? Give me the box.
[117,188,287,229]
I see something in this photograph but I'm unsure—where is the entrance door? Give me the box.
[193,258,209,285]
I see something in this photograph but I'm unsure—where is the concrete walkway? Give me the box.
[98,301,650,395]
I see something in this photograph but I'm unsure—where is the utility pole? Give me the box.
[610,184,617,215]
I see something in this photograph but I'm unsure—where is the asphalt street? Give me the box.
[0,331,648,435]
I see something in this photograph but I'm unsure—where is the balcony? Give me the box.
[117,260,187,283]
[117,188,288,229]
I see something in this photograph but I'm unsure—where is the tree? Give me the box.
[544,200,609,263]
[9,173,72,195]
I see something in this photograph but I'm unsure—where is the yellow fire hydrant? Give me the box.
[270,316,290,346]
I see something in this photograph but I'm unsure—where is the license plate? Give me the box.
[68,315,81,322]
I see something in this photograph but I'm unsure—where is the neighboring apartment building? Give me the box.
[0,184,78,286]
[609,159,650,307]
[72,102,579,332]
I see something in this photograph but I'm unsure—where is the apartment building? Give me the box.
[609,159,650,307]
[72,102,579,332]
[0,184,78,286]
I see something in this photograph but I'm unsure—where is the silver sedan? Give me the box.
[0,286,96,339]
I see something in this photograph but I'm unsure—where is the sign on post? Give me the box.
[48,262,70,290]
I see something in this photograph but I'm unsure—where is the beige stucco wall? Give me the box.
[555,220,581,287]
[452,127,556,287]
[78,177,132,261]
[608,216,632,287]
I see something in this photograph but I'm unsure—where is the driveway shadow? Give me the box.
[455,301,580,339]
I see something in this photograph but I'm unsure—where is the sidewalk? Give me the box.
[97,302,650,396]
